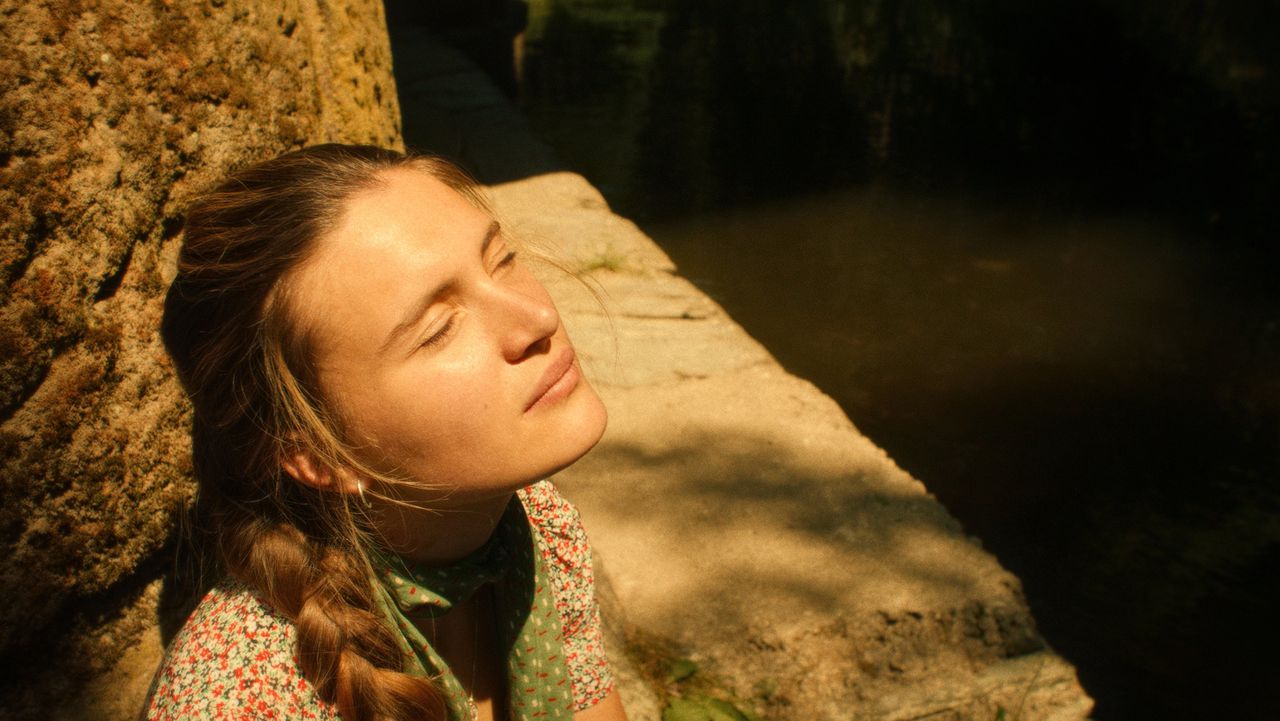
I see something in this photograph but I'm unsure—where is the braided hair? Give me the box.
[161,144,487,721]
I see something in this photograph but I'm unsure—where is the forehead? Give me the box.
[287,168,489,356]
[332,167,484,251]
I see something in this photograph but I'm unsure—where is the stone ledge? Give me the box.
[486,169,1093,720]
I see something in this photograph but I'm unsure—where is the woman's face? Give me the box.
[288,167,607,506]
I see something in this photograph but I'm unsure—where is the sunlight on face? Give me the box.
[288,168,607,506]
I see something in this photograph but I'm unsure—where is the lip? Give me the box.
[525,347,579,412]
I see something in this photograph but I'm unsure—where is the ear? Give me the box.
[280,448,363,496]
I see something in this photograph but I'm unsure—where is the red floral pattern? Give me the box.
[144,481,613,719]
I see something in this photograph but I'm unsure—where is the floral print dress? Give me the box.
[143,481,614,720]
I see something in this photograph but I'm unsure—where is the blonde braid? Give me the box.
[223,514,444,721]
[161,145,490,721]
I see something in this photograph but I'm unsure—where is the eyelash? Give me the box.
[418,250,517,350]
[420,315,455,349]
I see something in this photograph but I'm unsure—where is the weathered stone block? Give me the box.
[0,1,401,716]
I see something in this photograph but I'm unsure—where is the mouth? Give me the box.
[525,347,579,412]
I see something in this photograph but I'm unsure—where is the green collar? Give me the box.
[372,495,576,721]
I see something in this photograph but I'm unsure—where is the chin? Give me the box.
[542,391,608,479]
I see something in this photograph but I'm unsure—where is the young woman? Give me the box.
[147,144,627,721]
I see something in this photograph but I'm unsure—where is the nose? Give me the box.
[491,279,561,363]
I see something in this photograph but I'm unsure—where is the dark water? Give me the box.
[430,1,1280,718]
[639,192,1280,720]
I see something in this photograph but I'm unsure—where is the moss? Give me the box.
[578,244,632,274]
[0,0,402,709]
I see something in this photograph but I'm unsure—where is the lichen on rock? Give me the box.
[0,0,401,716]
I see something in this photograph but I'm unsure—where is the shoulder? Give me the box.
[517,480,615,711]
[518,480,596,595]
[519,480,589,552]
[143,581,341,721]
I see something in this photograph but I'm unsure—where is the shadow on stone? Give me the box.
[386,25,563,185]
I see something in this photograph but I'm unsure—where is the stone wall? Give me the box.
[0,1,400,717]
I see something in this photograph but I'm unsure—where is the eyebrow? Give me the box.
[379,220,501,355]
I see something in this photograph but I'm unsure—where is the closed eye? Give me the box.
[419,314,456,350]
[495,249,518,270]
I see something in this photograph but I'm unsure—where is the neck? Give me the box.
[370,490,515,566]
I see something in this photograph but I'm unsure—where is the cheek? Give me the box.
[362,358,508,456]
